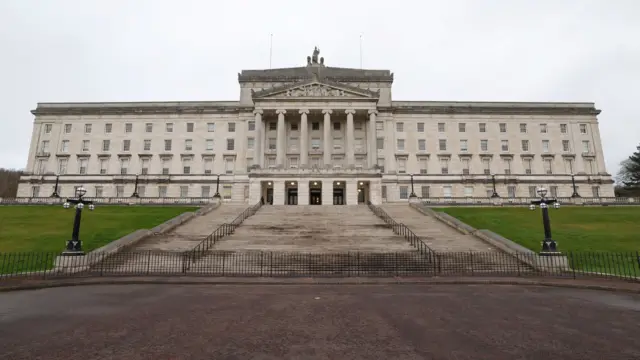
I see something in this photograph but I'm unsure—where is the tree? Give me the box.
[617,144,640,189]
[0,168,23,197]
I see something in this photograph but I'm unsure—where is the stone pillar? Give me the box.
[253,109,263,168]
[298,181,309,205]
[322,180,333,206]
[299,109,309,167]
[368,110,377,168]
[273,179,285,205]
[346,179,358,205]
[249,178,261,204]
[345,109,356,166]
[369,180,382,205]
[276,109,286,166]
[322,109,332,167]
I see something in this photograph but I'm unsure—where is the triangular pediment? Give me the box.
[252,80,379,100]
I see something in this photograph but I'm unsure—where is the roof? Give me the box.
[238,66,394,83]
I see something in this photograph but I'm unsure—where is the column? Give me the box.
[322,180,333,206]
[299,109,309,166]
[368,110,378,169]
[345,109,356,166]
[298,181,309,205]
[253,109,263,168]
[273,180,286,205]
[276,109,286,166]
[346,179,358,205]
[322,109,332,167]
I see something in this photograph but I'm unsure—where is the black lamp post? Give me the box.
[51,174,60,198]
[409,173,417,198]
[530,187,561,254]
[490,173,500,198]
[213,174,221,198]
[570,173,580,198]
[131,174,140,198]
[62,187,95,255]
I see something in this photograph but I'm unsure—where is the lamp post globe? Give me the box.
[536,187,548,198]
[62,186,94,256]
[76,186,87,197]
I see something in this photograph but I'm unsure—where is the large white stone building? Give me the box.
[18,48,614,204]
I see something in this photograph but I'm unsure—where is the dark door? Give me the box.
[310,189,322,205]
[333,188,344,205]
[358,189,365,204]
[266,188,274,205]
[287,188,298,205]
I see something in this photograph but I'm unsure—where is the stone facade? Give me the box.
[18,49,614,203]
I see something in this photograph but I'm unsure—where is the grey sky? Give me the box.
[1,0,638,175]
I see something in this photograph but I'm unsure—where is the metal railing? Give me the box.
[418,196,640,206]
[1,250,639,280]
[367,201,434,256]
[185,201,263,269]
[0,197,216,206]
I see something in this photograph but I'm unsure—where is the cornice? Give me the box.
[31,105,253,117]
[391,105,601,116]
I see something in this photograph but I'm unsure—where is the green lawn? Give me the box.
[0,205,198,253]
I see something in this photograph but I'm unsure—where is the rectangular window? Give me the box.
[524,159,532,175]
[228,122,235,132]
[560,124,567,133]
[481,158,491,175]
[540,123,548,133]
[247,137,255,150]
[333,137,343,151]
[82,140,90,152]
[40,140,50,153]
[458,123,466,132]
[418,139,426,151]
[58,158,68,175]
[399,186,408,200]
[521,140,529,152]
[586,159,595,174]
[562,140,570,152]
[396,122,404,132]
[580,124,587,134]
[397,139,405,151]
[397,158,407,173]
[225,157,235,174]
[480,140,488,152]
[550,186,558,198]
[354,122,363,131]
[102,140,110,152]
[592,186,600,198]
[311,138,321,150]
[438,123,445,132]
[31,186,40,197]
[312,122,320,131]
[381,185,387,199]
[564,159,574,174]
[333,122,341,131]
[354,138,364,152]
[291,122,299,131]
[582,140,591,153]
[84,124,92,134]
[116,186,124,197]
[507,186,516,198]
[248,121,255,131]
[520,123,527,133]
[417,122,425,132]
[95,186,103,198]
[227,139,235,151]
[161,158,170,175]
[61,140,69,153]
[499,123,507,133]
[184,139,193,151]
[464,186,474,197]
[180,186,189,197]
[223,185,232,200]
[440,158,449,174]
[63,124,72,134]
[529,186,537,197]
[542,140,550,153]
[376,138,384,150]
[419,158,428,174]
[99,159,108,174]
[544,159,553,174]
[166,123,173,132]
[289,157,299,169]
[504,159,512,175]
[459,139,468,152]
[125,123,132,133]
[164,140,172,151]
[421,186,430,198]
[122,140,131,152]
[376,121,384,131]
[78,158,88,175]
[187,123,194,132]
[443,186,452,198]
[36,159,47,174]
[44,124,53,134]
[501,140,509,152]
[145,123,153,133]
[158,186,167,198]
[269,122,277,131]
[208,123,215,132]
[479,123,486,132]
[268,138,276,150]
[120,158,129,175]
[141,158,150,175]
[144,139,151,151]
[206,139,214,151]
[201,186,211,198]
[104,123,112,133]
[137,186,146,197]
[182,158,192,174]
[439,139,447,151]
[203,158,213,174]
[462,158,470,175]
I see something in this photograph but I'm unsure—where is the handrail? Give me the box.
[183,201,263,270]
[367,201,435,256]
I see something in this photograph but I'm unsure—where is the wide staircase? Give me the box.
[187,205,429,275]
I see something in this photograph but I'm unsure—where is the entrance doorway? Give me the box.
[261,181,274,205]
[333,181,345,205]
[357,181,370,204]
[286,181,298,205]
[309,181,322,205]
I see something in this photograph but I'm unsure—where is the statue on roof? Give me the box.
[312,46,320,64]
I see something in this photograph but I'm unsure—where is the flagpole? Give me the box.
[269,33,273,69]
[359,34,363,69]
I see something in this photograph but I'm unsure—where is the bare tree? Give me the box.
[0,168,23,197]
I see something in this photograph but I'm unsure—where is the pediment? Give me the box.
[252,80,379,100]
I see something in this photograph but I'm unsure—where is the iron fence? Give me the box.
[419,196,640,206]
[0,197,215,206]
[1,250,639,281]
[367,202,434,256]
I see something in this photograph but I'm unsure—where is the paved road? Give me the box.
[1,284,639,359]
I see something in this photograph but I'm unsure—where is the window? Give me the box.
[125,123,132,133]
[164,140,172,151]
[480,140,488,152]
[268,138,276,150]
[443,186,452,198]
[102,140,110,152]
[396,122,404,132]
[58,158,68,175]
[144,139,151,151]
[417,122,425,132]
[140,158,150,175]
[582,140,591,153]
[312,122,320,131]
[439,139,447,151]
[354,122,363,131]
[438,123,445,132]
[99,159,108,174]
[104,123,112,133]
[562,140,570,152]
[247,137,255,150]
[206,139,214,151]
[64,124,72,133]
[560,124,567,133]
[227,122,235,132]
[84,124,92,133]
[462,158,470,175]
[399,186,408,200]
[564,159,574,174]
[504,159,512,175]
[166,123,173,132]
[528,186,537,197]
[376,121,384,131]
[201,186,211,198]
[376,138,384,150]
[440,158,449,174]
[36,159,47,174]
[61,140,69,153]
[184,139,192,151]
[586,159,595,174]
[183,158,191,174]
[499,123,506,133]
[418,139,426,151]
[397,158,407,173]
[31,186,40,197]
[544,159,553,174]
[120,158,129,175]
[460,139,468,152]
[381,186,387,199]
[311,138,321,150]
[421,186,430,198]
[542,140,550,153]
[291,122,299,131]
[289,157,299,169]
[225,157,235,174]
[158,186,167,198]
[419,157,428,174]
[479,123,486,132]
[78,158,88,175]
[269,122,277,131]
[95,186,103,198]
[137,186,146,197]
[524,159,533,174]
[122,140,131,152]
[482,158,490,175]
[203,158,213,174]
[464,186,474,197]
[458,123,466,132]
[333,137,343,151]
[288,137,299,151]
[145,123,153,133]
[207,123,215,132]
[550,186,558,198]
[540,124,548,133]
[396,139,405,151]
[82,140,90,151]
[501,140,509,152]
[521,140,529,152]
[40,140,50,153]
[223,185,232,200]
[116,186,124,197]
[187,123,194,132]
[580,124,587,134]
[520,124,527,133]
[161,158,170,175]
[354,138,364,151]
[311,157,320,168]
[44,124,53,134]
[227,139,235,151]
[248,121,255,131]
[507,186,516,198]
[592,186,600,198]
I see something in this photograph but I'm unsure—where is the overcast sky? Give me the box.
[1,0,638,175]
